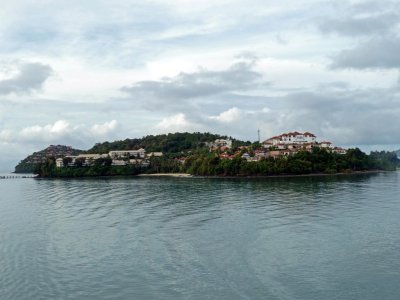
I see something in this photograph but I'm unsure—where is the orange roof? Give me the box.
[268,131,317,140]
[304,132,316,137]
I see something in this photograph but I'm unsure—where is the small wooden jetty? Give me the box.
[0,175,37,179]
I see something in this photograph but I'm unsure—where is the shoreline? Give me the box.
[195,170,387,179]
[32,170,392,180]
[137,170,387,179]
[137,173,193,178]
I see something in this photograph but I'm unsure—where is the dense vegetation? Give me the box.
[35,147,399,178]
[17,132,246,173]
[183,148,400,176]
[15,145,82,173]
[15,162,38,174]
[35,156,181,178]
[86,132,250,156]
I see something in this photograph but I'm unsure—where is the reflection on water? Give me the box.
[1,172,399,299]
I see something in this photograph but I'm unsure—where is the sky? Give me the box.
[1,0,400,170]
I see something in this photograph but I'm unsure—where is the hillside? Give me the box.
[14,145,83,173]
[86,132,249,155]
[15,133,249,173]
[397,149,400,158]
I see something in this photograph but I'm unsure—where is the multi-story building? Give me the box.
[108,148,146,159]
[262,131,346,158]
[56,148,160,167]
[263,132,316,146]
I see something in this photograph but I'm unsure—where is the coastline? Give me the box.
[32,170,393,180]
[137,170,387,179]
[137,173,193,178]
[194,170,387,179]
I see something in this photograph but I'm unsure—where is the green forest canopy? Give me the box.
[85,132,249,155]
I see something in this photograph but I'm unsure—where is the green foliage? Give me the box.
[369,150,400,171]
[35,158,142,178]
[63,157,73,166]
[182,148,399,176]
[146,156,181,173]
[15,145,82,173]
[29,133,399,179]
[74,157,86,167]
[86,132,247,155]
[35,147,399,178]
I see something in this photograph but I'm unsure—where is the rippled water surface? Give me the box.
[1,172,400,299]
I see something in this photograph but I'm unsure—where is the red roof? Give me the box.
[304,132,316,137]
[268,131,317,140]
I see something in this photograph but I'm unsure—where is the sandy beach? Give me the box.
[137,173,193,178]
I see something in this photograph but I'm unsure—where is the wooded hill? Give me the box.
[34,147,400,178]
[15,132,249,173]
[14,145,83,173]
[85,132,249,155]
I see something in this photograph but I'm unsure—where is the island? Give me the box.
[15,132,400,178]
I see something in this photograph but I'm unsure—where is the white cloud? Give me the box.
[19,120,73,141]
[0,119,126,170]
[210,107,243,123]
[90,120,119,136]
[155,113,202,133]
[1,120,121,146]
[209,106,272,124]
[261,107,270,113]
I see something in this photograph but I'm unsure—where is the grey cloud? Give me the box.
[316,81,349,92]
[350,0,398,14]
[318,0,399,37]
[0,62,53,95]
[319,1,400,70]
[319,13,399,36]
[331,37,400,69]
[172,85,400,146]
[275,88,400,145]
[121,61,266,109]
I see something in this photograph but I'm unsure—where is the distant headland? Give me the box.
[14,132,400,178]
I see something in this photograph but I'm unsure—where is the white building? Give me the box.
[147,152,163,157]
[56,154,109,167]
[320,141,333,148]
[263,132,316,146]
[109,148,146,159]
[208,139,233,149]
[56,158,64,167]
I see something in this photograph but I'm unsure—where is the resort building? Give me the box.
[56,148,161,168]
[56,154,109,167]
[207,139,233,150]
[320,141,333,149]
[147,152,163,157]
[109,148,146,159]
[263,132,316,146]
[261,131,346,158]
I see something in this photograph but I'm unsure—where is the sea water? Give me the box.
[1,172,399,299]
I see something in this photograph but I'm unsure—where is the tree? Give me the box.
[62,157,73,166]
[74,157,86,167]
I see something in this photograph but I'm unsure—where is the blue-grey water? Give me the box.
[1,172,400,300]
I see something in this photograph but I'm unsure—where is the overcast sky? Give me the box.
[1,0,400,170]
